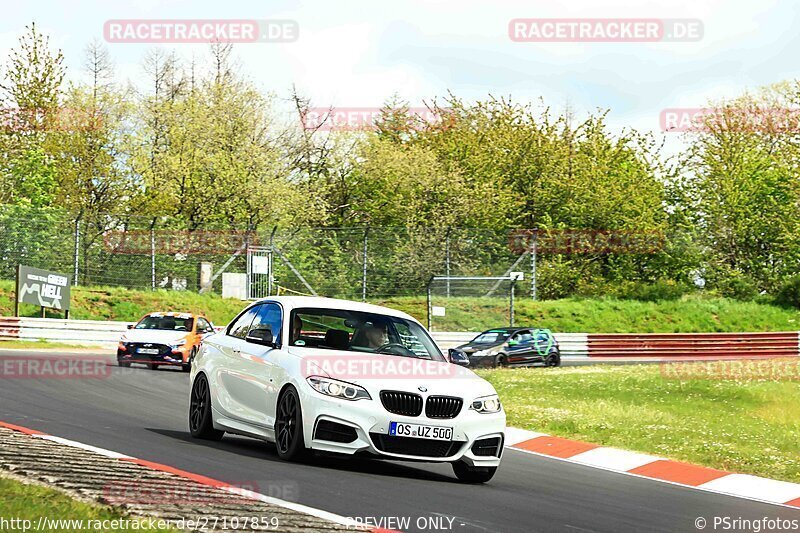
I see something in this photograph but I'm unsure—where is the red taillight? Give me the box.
[118,342,127,351]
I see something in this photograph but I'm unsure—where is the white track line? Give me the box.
[20,429,367,529]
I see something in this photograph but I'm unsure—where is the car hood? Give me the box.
[287,347,497,398]
[120,329,189,345]
[456,341,504,353]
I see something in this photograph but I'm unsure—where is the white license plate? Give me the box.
[137,348,159,355]
[389,422,452,440]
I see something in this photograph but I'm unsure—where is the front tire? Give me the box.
[274,386,307,461]
[118,361,131,368]
[189,374,224,440]
[147,362,158,370]
[182,348,195,373]
[452,462,497,483]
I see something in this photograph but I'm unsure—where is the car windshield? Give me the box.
[135,315,193,331]
[289,307,445,361]
[471,330,511,344]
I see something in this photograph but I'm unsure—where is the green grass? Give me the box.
[377,294,800,332]
[0,339,97,350]
[0,475,177,531]
[0,279,246,325]
[1,279,799,332]
[478,363,800,482]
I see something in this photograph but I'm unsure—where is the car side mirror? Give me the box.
[127,324,134,329]
[246,327,276,347]
[448,349,470,367]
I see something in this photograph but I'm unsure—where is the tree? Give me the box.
[0,22,65,207]
[0,22,65,129]
[683,86,800,292]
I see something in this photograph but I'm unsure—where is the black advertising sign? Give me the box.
[16,265,71,311]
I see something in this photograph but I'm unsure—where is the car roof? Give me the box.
[251,296,418,322]
[144,312,204,318]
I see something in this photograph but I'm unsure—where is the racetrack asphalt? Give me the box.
[1,349,798,533]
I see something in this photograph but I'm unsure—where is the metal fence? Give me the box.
[0,207,532,300]
[0,207,676,300]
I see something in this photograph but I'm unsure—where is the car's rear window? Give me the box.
[136,314,193,331]
[472,331,511,344]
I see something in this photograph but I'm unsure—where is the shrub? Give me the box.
[613,279,690,302]
[716,274,759,301]
[775,276,800,309]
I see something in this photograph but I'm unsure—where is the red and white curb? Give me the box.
[3,418,797,525]
[0,420,395,533]
[504,427,800,509]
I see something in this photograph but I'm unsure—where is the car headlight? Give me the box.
[473,348,498,357]
[169,339,187,350]
[307,376,371,401]
[470,394,501,414]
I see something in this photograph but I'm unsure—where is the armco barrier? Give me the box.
[1,317,796,359]
[0,317,21,340]
[1,317,590,356]
[588,332,800,358]
[16,317,130,346]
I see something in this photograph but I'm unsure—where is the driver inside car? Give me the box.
[292,315,303,343]
[360,321,388,349]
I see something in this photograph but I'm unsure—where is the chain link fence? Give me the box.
[0,206,675,301]
[0,207,528,300]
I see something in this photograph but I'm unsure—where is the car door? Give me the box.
[532,329,556,362]
[235,302,284,430]
[212,305,259,422]
[506,330,534,364]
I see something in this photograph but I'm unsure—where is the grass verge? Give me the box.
[0,339,99,350]
[1,279,799,332]
[0,475,177,531]
[477,362,800,482]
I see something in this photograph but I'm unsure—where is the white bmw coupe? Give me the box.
[189,296,505,482]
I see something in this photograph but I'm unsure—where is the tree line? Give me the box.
[1,24,799,303]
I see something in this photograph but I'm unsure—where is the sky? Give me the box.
[2,0,799,150]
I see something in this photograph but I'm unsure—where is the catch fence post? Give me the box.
[73,219,80,286]
[361,227,369,302]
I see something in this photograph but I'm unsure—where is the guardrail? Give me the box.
[0,317,130,346]
[0,318,590,355]
[588,332,800,358]
[1,317,797,359]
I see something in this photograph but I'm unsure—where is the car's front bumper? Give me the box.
[299,390,505,466]
[117,344,189,367]
[467,354,498,368]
